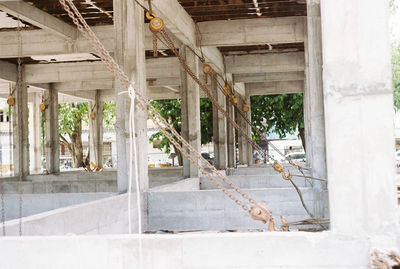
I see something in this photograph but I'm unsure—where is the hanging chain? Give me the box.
[153,33,158,57]
[159,30,269,162]
[17,13,23,237]
[58,0,273,220]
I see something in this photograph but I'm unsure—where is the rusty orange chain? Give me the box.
[158,30,269,162]
[157,28,326,183]
[58,0,272,224]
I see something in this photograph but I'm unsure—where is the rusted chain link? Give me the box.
[59,0,272,223]
[159,30,269,162]
[156,22,325,223]
[17,12,23,237]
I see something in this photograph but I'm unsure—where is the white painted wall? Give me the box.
[0,232,393,269]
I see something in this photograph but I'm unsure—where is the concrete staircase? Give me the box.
[147,166,315,232]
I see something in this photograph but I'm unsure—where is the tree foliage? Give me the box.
[148,98,213,165]
[58,102,88,167]
[250,93,305,149]
[393,42,400,110]
[103,101,116,130]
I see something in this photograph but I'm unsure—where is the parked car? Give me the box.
[201,152,214,165]
[285,152,306,162]
[395,150,400,167]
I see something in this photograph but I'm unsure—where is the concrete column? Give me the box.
[226,75,236,168]
[180,45,201,178]
[44,83,60,174]
[321,0,398,236]
[212,75,228,169]
[12,67,29,178]
[31,93,41,172]
[237,98,249,166]
[304,0,328,217]
[244,87,253,166]
[114,0,148,193]
[88,90,104,168]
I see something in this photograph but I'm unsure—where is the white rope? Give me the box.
[127,85,144,268]
[127,85,142,234]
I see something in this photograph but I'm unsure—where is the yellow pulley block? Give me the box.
[145,11,156,20]
[202,63,212,75]
[40,102,46,111]
[223,84,231,96]
[149,17,164,33]
[7,94,15,106]
[90,112,95,119]
[232,96,238,104]
[243,103,249,112]
[250,202,272,224]
[273,162,284,173]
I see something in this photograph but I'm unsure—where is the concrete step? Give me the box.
[226,164,310,176]
[200,174,309,190]
[147,187,314,231]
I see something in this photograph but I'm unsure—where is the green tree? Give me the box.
[103,101,116,130]
[58,102,88,168]
[393,42,400,110]
[148,98,213,165]
[250,93,306,150]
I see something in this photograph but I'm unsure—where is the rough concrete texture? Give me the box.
[0,232,383,269]
[226,165,308,176]
[3,193,115,221]
[0,179,117,194]
[147,188,313,231]
[3,193,137,236]
[200,174,309,190]
[150,178,199,192]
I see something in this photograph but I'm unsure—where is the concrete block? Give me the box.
[150,178,200,192]
[200,174,308,190]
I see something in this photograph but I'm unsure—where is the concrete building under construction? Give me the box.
[0,0,399,268]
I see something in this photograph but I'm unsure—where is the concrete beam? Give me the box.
[198,17,305,47]
[0,60,17,82]
[0,25,165,58]
[58,90,96,102]
[234,71,305,83]
[246,80,304,96]
[23,57,180,84]
[226,52,305,74]
[0,0,77,41]
[139,0,196,49]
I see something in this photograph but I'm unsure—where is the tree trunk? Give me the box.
[299,126,306,153]
[69,117,84,168]
[173,144,183,166]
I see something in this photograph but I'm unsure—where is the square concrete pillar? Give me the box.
[180,45,201,178]
[237,98,249,165]
[114,0,148,195]
[304,0,328,218]
[321,0,398,236]
[212,74,228,169]
[88,90,104,168]
[226,75,236,168]
[12,67,29,178]
[30,92,42,172]
[44,83,60,174]
[244,87,253,166]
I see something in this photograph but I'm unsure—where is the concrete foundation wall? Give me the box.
[147,188,313,231]
[3,193,138,236]
[150,178,199,192]
[3,193,115,221]
[200,175,309,190]
[0,232,379,269]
